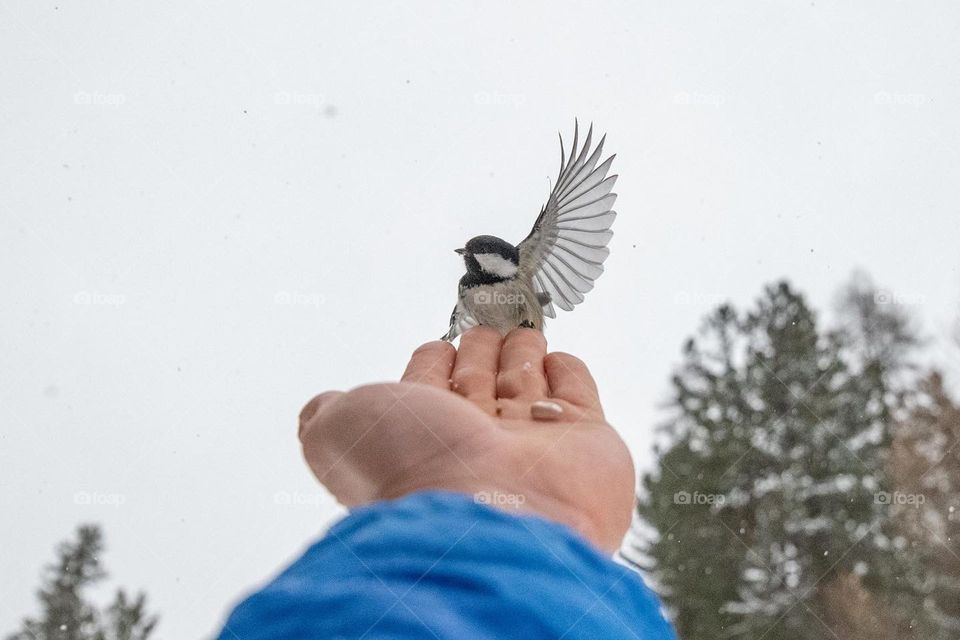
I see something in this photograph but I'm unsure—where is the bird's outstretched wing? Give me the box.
[441,287,479,342]
[516,121,617,318]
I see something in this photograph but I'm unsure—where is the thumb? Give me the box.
[298,391,344,440]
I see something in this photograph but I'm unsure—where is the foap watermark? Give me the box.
[474,490,526,509]
[473,291,525,305]
[674,490,725,506]
[274,291,324,307]
[273,91,323,108]
[273,490,325,507]
[73,91,126,107]
[73,291,125,307]
[74,491,126,507]
[873,91,928,108]
[874,290,925,306]
[875,491,925,507]
[473,91,526,108]
[673,91,725,108]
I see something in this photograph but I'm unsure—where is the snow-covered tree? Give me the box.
[7,525,158,640]
[635,278,928,639]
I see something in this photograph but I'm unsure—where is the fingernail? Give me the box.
[530,400,564,420]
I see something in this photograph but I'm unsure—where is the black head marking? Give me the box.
[457,235,520,283]
[463,235,519,262]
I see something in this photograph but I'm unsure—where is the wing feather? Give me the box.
[552,242,604,278]
[534,273,557,318]
[542,261,584,309]
[442,285,480,341]
[557,126,594,193]
[557,193,617,220]
[559,138,607,203]
[561,161,616,207]
[555,237,609,264]
[517,121,618,319]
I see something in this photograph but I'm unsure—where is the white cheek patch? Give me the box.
[474,252,518,278]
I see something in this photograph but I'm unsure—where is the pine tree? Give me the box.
[635,277,925,639]
[7,525,158,640]
[891,372,960,638]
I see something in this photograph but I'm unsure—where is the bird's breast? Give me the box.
[461,279,543,335]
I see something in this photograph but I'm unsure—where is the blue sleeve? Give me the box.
[217,491,676,639]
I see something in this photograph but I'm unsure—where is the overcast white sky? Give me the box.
[2,1,959,638]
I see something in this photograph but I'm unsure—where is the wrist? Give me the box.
[377,476,609,552]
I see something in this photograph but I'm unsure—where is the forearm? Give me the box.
[218,491,676,640]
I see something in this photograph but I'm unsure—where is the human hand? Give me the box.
[298,327,636,553]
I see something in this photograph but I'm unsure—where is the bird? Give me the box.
[442,121,618,341]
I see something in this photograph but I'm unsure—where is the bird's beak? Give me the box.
[454,248,466,255]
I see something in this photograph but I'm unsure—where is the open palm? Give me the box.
[298,327,635,552]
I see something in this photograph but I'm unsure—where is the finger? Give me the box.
[401,340,456,389]
[298,390,345,440]
[450,326,502,401]
[496,328,549,400]
[544,352,602,411]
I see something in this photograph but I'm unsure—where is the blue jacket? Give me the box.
[218,491,676,639]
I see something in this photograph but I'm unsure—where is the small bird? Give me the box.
[442,121,618,341]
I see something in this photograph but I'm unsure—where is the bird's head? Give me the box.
[455,235,520,279]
